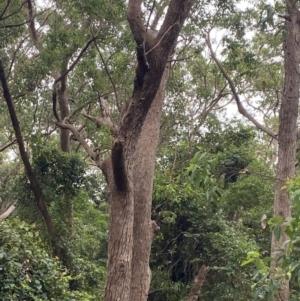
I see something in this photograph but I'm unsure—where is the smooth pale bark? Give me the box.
[0,204,16,220]
[129,64,170,301]
[271,3,300,300]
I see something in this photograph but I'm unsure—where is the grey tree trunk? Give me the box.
[129,64,170,301]
[271,2,300,300]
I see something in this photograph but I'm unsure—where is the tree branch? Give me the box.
[52,35,98,121]
[205,33,277,139]
[157,0,193,51]
[0,59,58,255]
[0,19,31,28]
[0,203,16,220]
[23,0,41,51]
[82,111,118,136]
[0,0,26,21]
[92,31,121,112]
[0,139,17,152]
[127,0,146,46]
[0,0,12,20]
[185,265,209,301]
[55,120,102,167]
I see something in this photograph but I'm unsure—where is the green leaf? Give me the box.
[273,225,282,241]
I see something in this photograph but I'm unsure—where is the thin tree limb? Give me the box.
[0,59,58,256]
[0,139,17,152]
[92,32,121,112]
[0,0,12,20]
[205,33,277,139]
[0,0,26,21]
[53,36,98,85]
[52,35,98,121]
[146,21,179,55]
[0,19,31,28]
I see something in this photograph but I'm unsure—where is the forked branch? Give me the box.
[52,35,98,121]
[55,120,102,167]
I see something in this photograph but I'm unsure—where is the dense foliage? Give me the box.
[0,0,299,300]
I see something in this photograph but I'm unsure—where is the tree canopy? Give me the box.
[1,0,300,300]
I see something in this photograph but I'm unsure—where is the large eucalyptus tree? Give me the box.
[1,0,193,300]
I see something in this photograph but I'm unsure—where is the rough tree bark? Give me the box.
[129,64,170,301]
[54,0,193,299]
[271,2,300,300]
[102,1,193,300]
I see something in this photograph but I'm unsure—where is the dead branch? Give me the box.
[0,204,16,220]
[185,265,209,301]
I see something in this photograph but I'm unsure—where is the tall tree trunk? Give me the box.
[129,64,170,301]
[103,1,193,300]
[271,3,300,300]
[104,178,135,301]
[56,68,74,267]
